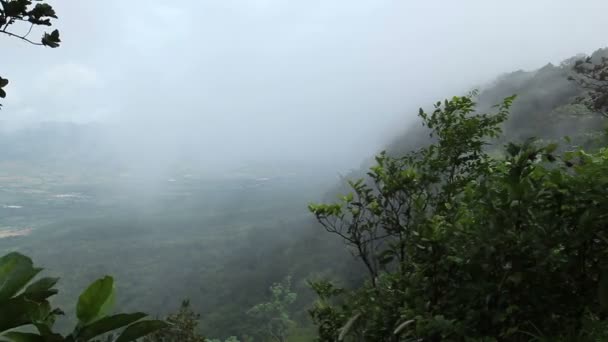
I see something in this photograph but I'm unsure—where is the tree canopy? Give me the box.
[309,92,608,341]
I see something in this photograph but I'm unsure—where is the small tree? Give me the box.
[142,300,206,342]
[247,276,297,342]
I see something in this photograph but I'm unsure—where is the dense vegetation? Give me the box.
[309,91,608,340]
[304,49,608,341]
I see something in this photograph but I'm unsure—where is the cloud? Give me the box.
[36,63,100,94]
[3,63,106,125]
[2,0,608,170]
[120,3,192,52]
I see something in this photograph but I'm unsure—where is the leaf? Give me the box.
[338,313,360,341]
[2,0,28,17]
[577,210,593,230]
[545,143,558,154]
[0,296,53,331]
[378,250,395,266]
[393,319,416,335]
[2,332,45,342]
[344,192,354,202]
[76,313,147,341]
[41,29,61,48]
[76,276,115,325]
[506,143,520,157]
[507,272,523,285]
[34,323,64,341]
[114,320,168,342]
[27,3,58,24]
[24,277,59,301]
[0,77,8,88]
[0,252,42,302]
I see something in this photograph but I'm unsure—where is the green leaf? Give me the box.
[2,0,28,17]
[27,3,58,25]
[338,313,360,341]
[77,313,147,341]
[0,252,42,302]
[23,277,59,301]
[577,209,592,228]
[2,332,45,342]
[506,143,520,157]
[507,272,523,285]
[76,276,115,325]
[545,143,558,154]
[34,323,64,341]
[41,29,61,48]
[115,320,168,342]
[378,250,395,266]
[393,319,416,336]
[0,77,8,88]
[344,192,354,202]
[0,296,53,331]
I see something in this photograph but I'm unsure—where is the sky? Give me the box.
[1,0,607,170]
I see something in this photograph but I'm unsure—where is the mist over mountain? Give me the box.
[2,1,608,341]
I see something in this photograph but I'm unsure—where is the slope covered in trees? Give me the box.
[386,48,608,158]
[288,47,608,341]
[309,92,608,341]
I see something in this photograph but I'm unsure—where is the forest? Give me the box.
[2,1,608,341]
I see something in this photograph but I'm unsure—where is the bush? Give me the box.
[309,93,608,341]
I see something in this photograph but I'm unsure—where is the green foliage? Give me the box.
[77,276,116,326]
[0,252,58,334]
[143,300,206,342]
[206,337,241,342]
[309,93,608,341]
[247,276,297,342]
[0,252,166,342]
[0,0,61,107]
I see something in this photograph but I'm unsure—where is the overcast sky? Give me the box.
[1,0,607,170]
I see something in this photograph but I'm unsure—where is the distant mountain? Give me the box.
[324,47,608,200]
[386,48,607,158]
[2,48,606,183]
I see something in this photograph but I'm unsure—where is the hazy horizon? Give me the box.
[1,0,607,172]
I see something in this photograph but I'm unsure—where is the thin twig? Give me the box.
[23,23,34,39]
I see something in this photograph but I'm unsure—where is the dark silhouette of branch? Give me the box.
[23,23,34,39]
[0,29,42,46]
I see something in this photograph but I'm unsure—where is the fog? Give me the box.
[3,2,608,339]
[1,0,607,173]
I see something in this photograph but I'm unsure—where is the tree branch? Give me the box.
[0,29,42,45]
[23,23,34,39]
